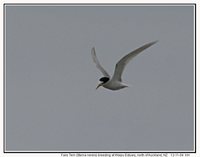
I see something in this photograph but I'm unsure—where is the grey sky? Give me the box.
[5,5,194,151]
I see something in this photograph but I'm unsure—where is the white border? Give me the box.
[1,1,198,157]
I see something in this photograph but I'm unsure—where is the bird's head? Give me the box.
[96,77,109,89]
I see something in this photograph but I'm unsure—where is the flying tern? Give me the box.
[91,41,157,90]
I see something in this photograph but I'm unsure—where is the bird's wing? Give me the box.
[91,47,110,78]
[112,41,158,81]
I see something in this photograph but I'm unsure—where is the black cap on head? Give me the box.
[99,77,109,83]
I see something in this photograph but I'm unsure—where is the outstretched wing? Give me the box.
[112,41,158,81]
[91,47,110,78]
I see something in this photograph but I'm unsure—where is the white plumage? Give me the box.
[91,41,158,90]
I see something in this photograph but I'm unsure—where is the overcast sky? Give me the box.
[5,4,194,151]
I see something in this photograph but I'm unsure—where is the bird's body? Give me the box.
[104,81,128,90]
[100,77,128,90]
[91,41,157,91]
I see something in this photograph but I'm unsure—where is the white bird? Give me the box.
[91,41,158,90]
